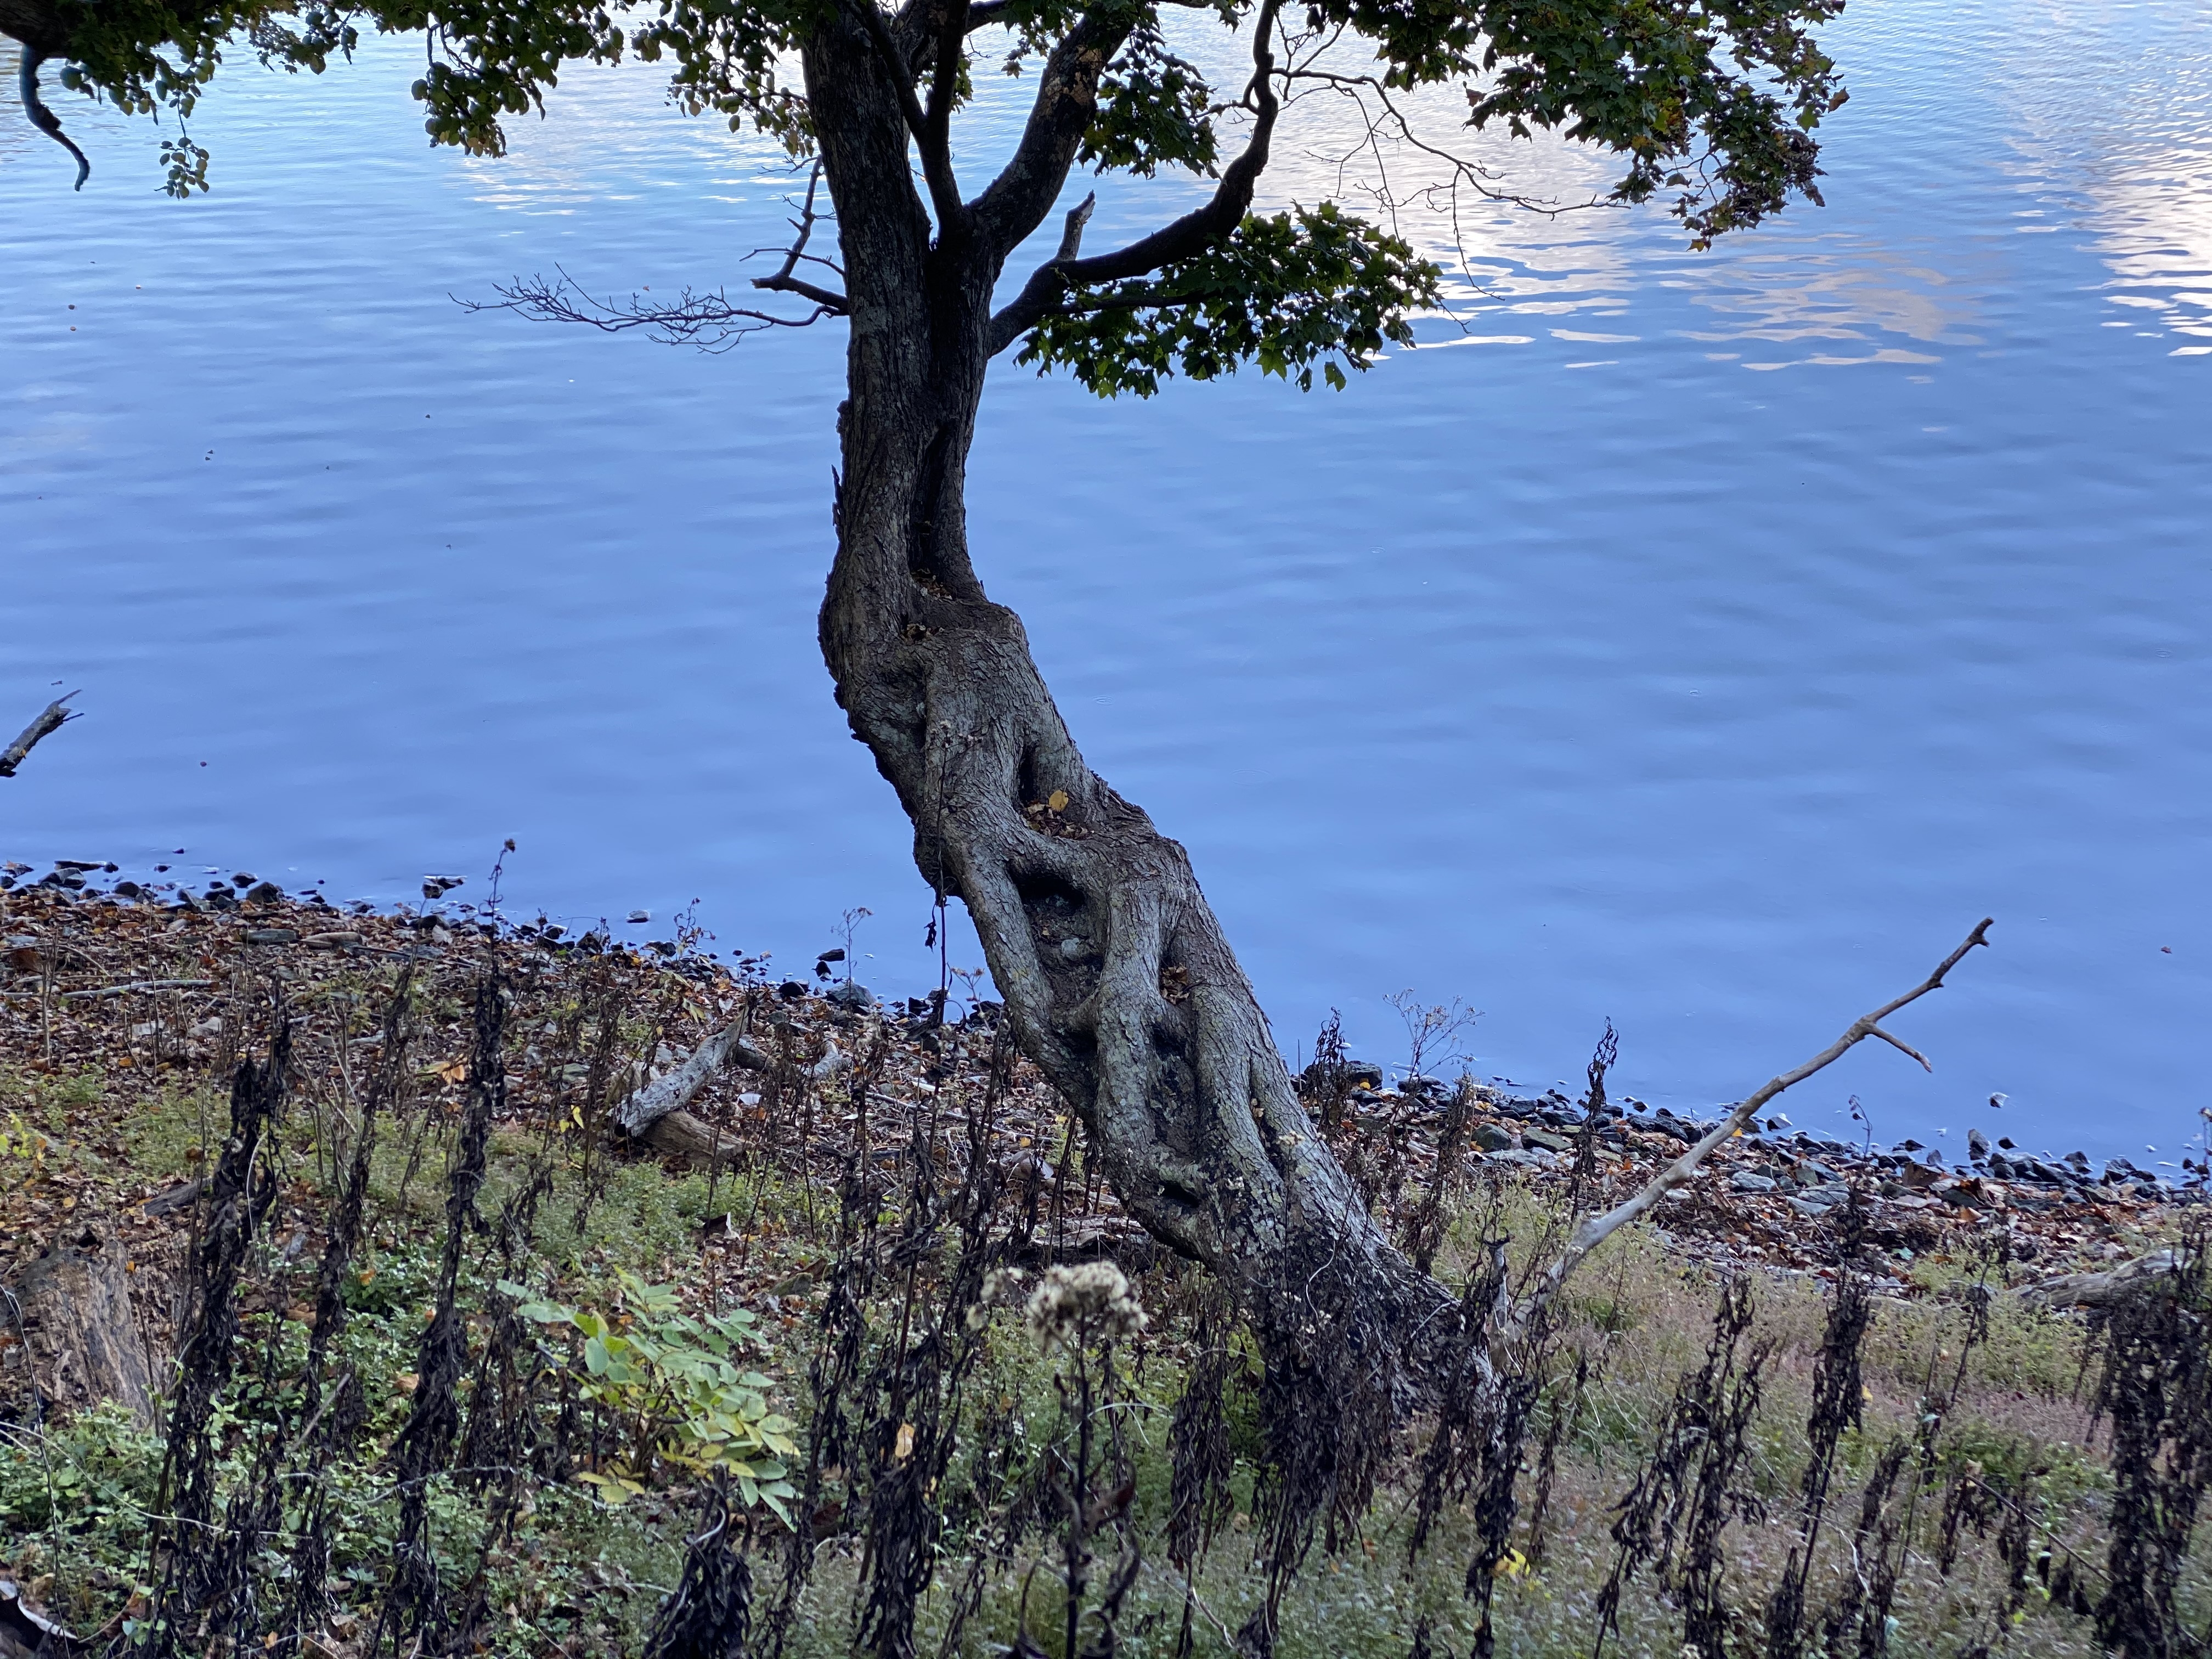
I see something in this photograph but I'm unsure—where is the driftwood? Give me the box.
[1,1218,158,1427]
[2019,1248,2184,1311]
[0,693,78,779]
[615,1010,851,1166]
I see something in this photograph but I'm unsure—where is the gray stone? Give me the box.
[828,981,873,1009]
[1729,1172,1777,1193]
[1522,1127,1570,1154]
[1483,1147,1555,1170]
[1474,1123,1519,1153]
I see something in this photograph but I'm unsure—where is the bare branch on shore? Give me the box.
[1521,917,1996,1325]
[2019,1248,2185,1311]
[614,1003,853,1161]
[0,692,80,778]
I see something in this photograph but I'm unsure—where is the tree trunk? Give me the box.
[2,1217,160,1428]
[802,17,1459,1411]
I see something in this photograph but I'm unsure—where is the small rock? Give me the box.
[1521,1127,1570,1154]
[1484,1147,1554,1170]
[245,881,284,905]
[1474,1123,1519,1153]
[827,981,873,1009]
[242,928,298,946]
[1968,1128,1990,1162]
[1730,1172,1776,1193]
[627,910,651,924]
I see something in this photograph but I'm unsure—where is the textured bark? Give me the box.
[801,7,1458,1402]
[0,0,69,56]
[2,1218,159,1427]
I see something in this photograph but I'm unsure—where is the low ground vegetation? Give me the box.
[1,870,2207,1656]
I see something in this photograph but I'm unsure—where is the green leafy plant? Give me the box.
[0,1110,56,1167]
[506,1272,799,1519]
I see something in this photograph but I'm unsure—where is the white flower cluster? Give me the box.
[1023,1261,1148,1354]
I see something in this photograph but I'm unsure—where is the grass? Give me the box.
[2,890,2208,1657]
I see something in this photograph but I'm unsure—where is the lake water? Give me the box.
[3,0,2208,1164]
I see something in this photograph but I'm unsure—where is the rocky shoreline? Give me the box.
[2,854,2195,1303]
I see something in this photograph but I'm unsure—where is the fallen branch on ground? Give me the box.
[0,979,217,1001]
[0,693,78,778]
[2019,1248,2183,1311]
[615,1011,851,1164]
[1516,917,1995,1333]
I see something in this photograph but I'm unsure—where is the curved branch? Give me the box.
[985,0,1283,356]
[969,8,1136,261]
[16,46,91,190]
[749,162,853,312]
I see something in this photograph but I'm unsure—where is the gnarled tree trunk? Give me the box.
[801,12,1459,1408]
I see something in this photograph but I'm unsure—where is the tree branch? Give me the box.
[1,692,79,778]
[461,268,841,350]
[2019,1248,2185,1312]
[15,46,90,190]
[615,1008,851,1143]
[837,0,968,236]
[1518,917,1996,1329]
[969,8,1137,262]
[984,0,1283,356]
[749,162,852,312]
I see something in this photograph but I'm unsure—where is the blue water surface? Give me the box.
[3,0,2209,1163]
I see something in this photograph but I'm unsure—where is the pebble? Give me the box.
[1730,1172,1776,1193]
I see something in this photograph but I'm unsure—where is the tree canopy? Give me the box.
[12,0,1847,388]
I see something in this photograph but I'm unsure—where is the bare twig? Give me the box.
[1519,918,1995,1328]
[749,164,851,313]
[1,692,79,778]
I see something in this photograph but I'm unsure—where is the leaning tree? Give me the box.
[5,0,1850,1386]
